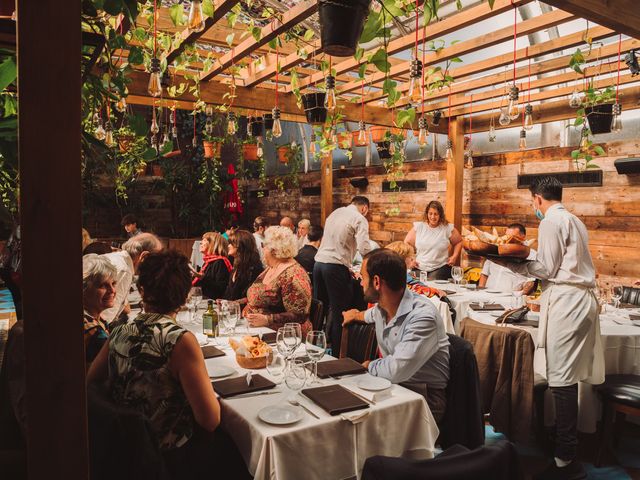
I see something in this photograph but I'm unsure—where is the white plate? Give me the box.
[486,289,504,294]
[209,365,236,379]
[357,376,392,391]
[258,405,303,425]
[433,280,449,285]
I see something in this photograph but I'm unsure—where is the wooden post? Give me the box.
[446,116,464,233]
[320,152,333,225]
[17,1,88,478]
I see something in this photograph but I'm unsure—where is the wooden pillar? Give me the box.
[320,152,333,225]
[445,116,464,233]
[17,0,88,478]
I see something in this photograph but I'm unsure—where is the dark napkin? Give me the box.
[302,384,369,416]
[630,314,640,322]
[470,302,505,311]
[212,374,276,398]
[314,358,367,379]
[260,332,277,344]
[201,345,225,359]
[620,303,639,310]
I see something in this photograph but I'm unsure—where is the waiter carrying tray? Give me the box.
[493,176,604,480]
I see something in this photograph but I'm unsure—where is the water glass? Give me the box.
[266,351,286,384]
[284,322,302,349]
[419,271,428,285]
[285,359,307,400]
[305,331,326,384]
[276,326,297,360]
[611,286,623,310]
[451,266,464,285]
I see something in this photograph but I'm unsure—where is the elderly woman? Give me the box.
[244,226,312,337]
[192,231,232,300]
[83,254,117,364]
[223,229,264,303]
[404,200,463,280]
[87,250,249,479]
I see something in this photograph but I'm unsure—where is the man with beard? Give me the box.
[343,249,450,422]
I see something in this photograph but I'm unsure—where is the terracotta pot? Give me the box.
[277,146,291,164]
[152,164,163,177]
[243,144,258,162]
[370,126,388,143]
[118,134,135,153]
[351,130,369,147]
[203,141,222,159]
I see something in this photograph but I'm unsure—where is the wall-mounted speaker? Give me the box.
[349,177,369,189]
[614,158,640,174]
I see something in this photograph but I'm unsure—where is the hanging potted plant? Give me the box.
[117,127,136,153]
[202,134,224,159]
[582,84,616,135]
[301,92,327,125]
[277,144,292,164]
[370,125,388,143]
[151,163,163,177]
[242,138,259,162]
[319,0,372,57]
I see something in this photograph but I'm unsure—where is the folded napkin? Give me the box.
[212,374,276,398]
[352,387,392,404]
[302,384,369,416]
[314,358,367,379]
[469,302,505,311]
[260,332,277,344]
[201,345,225,359]
[340,409,371,424]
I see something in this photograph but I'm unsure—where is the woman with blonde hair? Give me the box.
[192,231,232,300]
[244,226,312,337]
[404,200,463,280]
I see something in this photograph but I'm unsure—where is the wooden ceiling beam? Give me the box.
[164,0,240,65]
[289,0,533,93]
[242,40,322,87]
[200,0,318,81]
[364,25,614,104]
[543,0,640,40]
[337,8,575,95]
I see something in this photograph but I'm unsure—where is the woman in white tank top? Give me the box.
[404,200,463,280]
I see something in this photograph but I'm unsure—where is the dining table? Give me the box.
[424,280,640,433]
[128,298,439,480]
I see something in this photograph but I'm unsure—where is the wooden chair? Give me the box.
[309,298,324,332]
[339,321,378,364]
[595,374,640,466]
[621,286,640,306]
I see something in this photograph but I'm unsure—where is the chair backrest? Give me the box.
[622,286,640,306]
[339,322,378,364]
[309,298,324,331]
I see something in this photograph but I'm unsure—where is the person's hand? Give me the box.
[122,303,131,314]
[342,309,361,326]
[362,360,371,369]
[246,313,269,327]
[447,255,459,266]
[433,288,445,298]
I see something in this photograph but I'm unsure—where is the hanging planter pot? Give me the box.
[376,141,392,159]
[118,134,135,153]
[301,92,327,125]
[585,104,614,135]
[370,126,388,144]
[152,164,163,177]
[319,0,372,57]
[277,145,291,164]
[336,132,351,149]
[263,113,274,131]
[351,130,369,147]
[136,164,148,176]
[250,117,264,137]
[203,141,222,159]
[243,144,259,162]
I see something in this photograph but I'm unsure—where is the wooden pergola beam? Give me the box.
[446,117,464,234]
[320,153,332,225]
[164,0,240,65]
[337,8,575,95]
[289,0,533,93]
[200,0,318,81]
[543,0,640,40]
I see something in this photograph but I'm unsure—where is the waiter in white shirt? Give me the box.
[478,223,536,294]
[314,196,373,357]
[496,177,603,480]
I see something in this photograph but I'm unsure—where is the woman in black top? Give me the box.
[223,230,263,304]
[192,232,232,300]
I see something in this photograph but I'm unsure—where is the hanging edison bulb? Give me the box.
[147,58,163,97]
[150,135,159,152]
[92,111,101,124]
[246,116,254,136]
[324,75,336,112]
[256,139,264,158]
[150,110,160,134]
[488,117,497,142]
[498,107,511,126]
[389,141,397,155]
[94,122,106,141]
[464,150,474,169]
[309,134,317,156]
[579,128,589,151]
[568,89,582,108]
[188,0,205,33]
[507,85,520,120]
[105,126,115,147]
[611,103,623,132]
[161,130,171,151]
[356,121,367,146]
[406,58,423,105]
[272,107,283,138]
[192,135,198,148]
[519,128,527,150]
[444,138,454,162]
[205,104,214,117]
[227,112,237,135]
[115,96,127,113]
[523,104,534,131]
[417,116,429,146]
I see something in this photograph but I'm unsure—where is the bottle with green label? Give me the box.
[202,300,217,338]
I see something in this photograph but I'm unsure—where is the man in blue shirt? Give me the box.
[343,249,450,422]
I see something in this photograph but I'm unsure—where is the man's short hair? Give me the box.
[122,233,163,259]
[529,176,563,202]
[507,223,526,236]
[351,196,370,208]
[253,216,268,231]
[121,214,137,226]
[363,249,406,292]
[307,225,323,242]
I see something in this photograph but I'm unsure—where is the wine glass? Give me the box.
[191,287,203,311]
[305,331,326,385]
[451,266,464,286]
[276,326,296,360]
[419,271,428,285]
[284,322,302,350]
[611,286,623,310]
[266,350,286,384]
[226,301,241,333]
[221,301,238,336]
[285,359,307,401]
[512,282,525,309]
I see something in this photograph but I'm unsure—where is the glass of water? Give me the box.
[285,359,307,401]
[305,331,327,384]
[451,266,464,286]
[266,350,286,384]
[611,286,623,310]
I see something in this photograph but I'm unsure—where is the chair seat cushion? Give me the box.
[595,374,640,409]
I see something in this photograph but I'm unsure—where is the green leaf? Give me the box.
[573,116,584,127]
[586,163,600,169]
[0,57,16,92]
[268,37,278,50]
[571,150,580,159]
[354,47,365,62]
[202,0,214,17]
[129,113,149,136]
[303,29,314,41]
[369,48,390,73]
[102,0,123,16]
[169,4,185,26]
[358,63,367,79]
[359,10,382,44]
[143,148,158,161]
[226,33,235,47]
[593,145,605,156]
[450,57,462,63]
[488,0,495,8]
[127,46,144,65]
[251,26,262,42]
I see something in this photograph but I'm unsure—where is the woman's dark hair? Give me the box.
[229,230,262,288]
[136,250,191,314]
[307,225,324,242]
[423,200,447,225]
[363,249,407,292]
[529,176,563,201]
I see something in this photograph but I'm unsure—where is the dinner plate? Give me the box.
[258,405,303,425]
[209,365,236,379]
[357,376,392,391]
[433,280,449,285]
[486,289,504,294]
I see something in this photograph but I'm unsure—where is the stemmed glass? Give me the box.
[284,359,307,401]
[451,266,464,287]
[221,301,239,336]
[611,286,623,310]
[266,350,286,384]
[187,287,202,324]
[284,322,302,350]
[276,326,297,360]
[305,331,326,385]
[511,282,525,309]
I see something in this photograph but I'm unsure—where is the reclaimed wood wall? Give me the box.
[245,140,640,288]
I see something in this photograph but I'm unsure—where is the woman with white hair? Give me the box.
[83,254,117,364]
[244,226,312,336]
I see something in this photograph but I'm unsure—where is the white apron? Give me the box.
[534,283,604,387]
